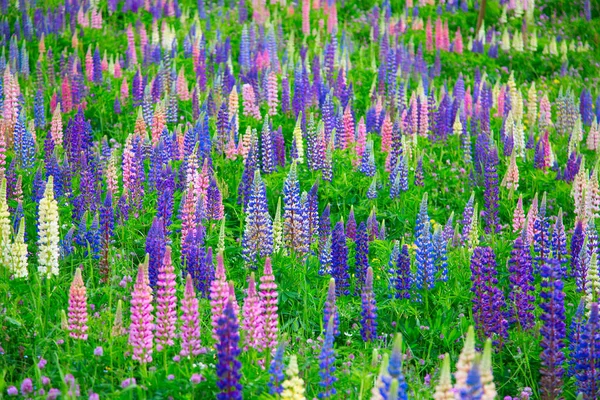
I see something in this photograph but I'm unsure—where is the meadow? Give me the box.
[0,0,599,398]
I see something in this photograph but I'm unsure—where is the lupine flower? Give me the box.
[568,298,587,377]
[242,170,273,267]
[37,176,60,278]
[433,354,453,400]
[146,217,166,288]
[323,278,339,337]
[318,316,337,398]
[269,342,286,395]
[572,219,586,291]
[210,252,229,342]
[112,299,126,337]
[0,178,12,267]
[360,267,377,342]
[180,273,202,357]
[507,229,535,330]
[355,221,370,293]
[9,215,27,279]
[455,326,476,391]
[470,247,508,341]
[281,355,306,400]
[379,334,408,400]
[68,268,88,340]
[260,257,279,353]
[331,220,350,296]
[242,273,265,351]
[482,146,501,234]
[283,162,309,255]
[574,302,600,399]
[129,260,154,364]
[539,258,566,399]
[216,298,243,400]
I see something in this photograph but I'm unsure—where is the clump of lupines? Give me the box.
[539,258,566,399]
[470,247,508,341]
[215,297,243,400]
[37,176,60,278]
[129,259,154,364]
[68,268,88,340]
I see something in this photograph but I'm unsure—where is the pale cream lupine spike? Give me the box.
[281,354,306,400]
[10,218,28,279]
[0,178,12,267]
[37,176,60,278]
[455,326,477,391]
[370,353,389,400]
[480,339,497,400]
[433,354,453,400]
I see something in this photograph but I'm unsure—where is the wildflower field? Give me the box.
[1,0,600,398]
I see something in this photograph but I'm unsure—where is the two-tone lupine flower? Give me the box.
[269,342,286,395]
[507,230,535,330]
[360,267,378,342]
[455,326,477,391]
[129,260,154,364]
[378,334,408,399]
[242,170,273,267]
[331,220,350,296]
[68,268,88,340]
[242,273,265,351]
[260,257,279,353]
[10,218,27,279]
[215,298,243,400]
[433,354,453,400]
[458,362,483,399]
[37,176,60,278]
[574,302,600,399]
[283,162,309,255]
[539,258,566,399]
[318,316,337,398]
[180,273,202,357]
[470,247,508,341]
[281,355,305,400]
[155,246,177,351]
[432,225,448,282]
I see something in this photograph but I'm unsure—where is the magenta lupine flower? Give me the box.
[129,261,154,364]
[68,267,88,340]
[260,257,279,353]
[155,246,177,352]
[210,252,230,342]
[242,273,265,351]
[180,273,202,357]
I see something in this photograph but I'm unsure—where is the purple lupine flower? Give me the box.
[461,192,475,243]
[319,204,331,252]
[470,247,508,341]
[574,302,600,398]
[507,230,535,330]
[360,267,377,342]
[346,206,357,241]
[414,156,424,187]
[319,316,338,398]
[572,219,586,290]
[380,334,409,399]
[415,222,436,292]
[533,193,551,271]
[242,170,273,268]
[215,298,243,400]
[268,342,286,395]
[355,222,370,294]
[307,181,320,242]
[539,258,566,399]
[331,220,350,296]
[261,117,276,174]
[552,210,568,277]
[146,217,166,288]
[568,298,587,377]
[482,146,500,234]
[394,244,411,299]
[580,88,594,126]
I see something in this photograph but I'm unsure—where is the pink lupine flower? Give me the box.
[342,105,355,149]
[302,0,310,35]
[242,273,265,351]
[513,195,526,233]
[129,260,154,364]
[61,78,72,112]
[501,151,520,191]
[354,116,367,167]
[114,60,122,79]
[180,274,202,357]
[454,27,463,54]
[259,257,278,353]
[155,246,177,351]
[85,46,94,81]
[120,78,129,102]
[151,102,166,145]
[426,17,433,51]
[210,252,229,341]
[242,84,261,120]
[266,71,279,116]
[68,267,88,340]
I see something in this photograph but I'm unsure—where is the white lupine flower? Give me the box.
[37,176,60,278]
[0,179,12,267]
